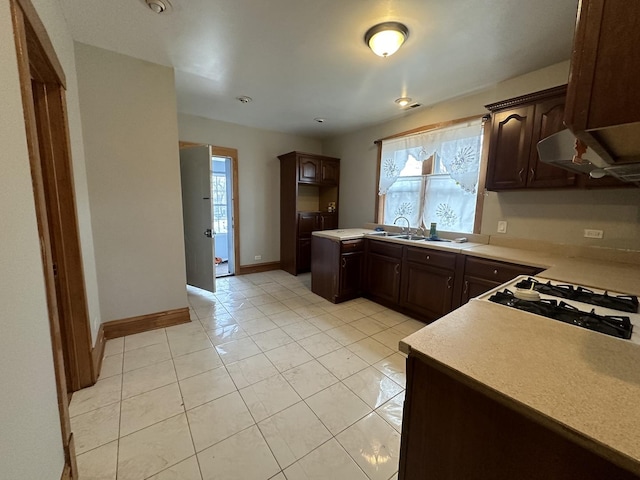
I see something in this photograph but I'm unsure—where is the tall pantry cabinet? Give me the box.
[278,151,340,275]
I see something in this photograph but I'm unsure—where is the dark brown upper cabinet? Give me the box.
[297,154,340,186]
[485,85,576,190]
[564,0,640,165]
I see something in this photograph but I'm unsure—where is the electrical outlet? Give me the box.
[497,221,508,234]
[584,229,604,239]
[254,255,262,260]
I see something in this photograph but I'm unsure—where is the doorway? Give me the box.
[179,144,240,291]
[212,155,235,277]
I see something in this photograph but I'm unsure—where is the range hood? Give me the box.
[537,129,640,184]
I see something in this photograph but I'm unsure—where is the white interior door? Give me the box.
[180,146,215,292]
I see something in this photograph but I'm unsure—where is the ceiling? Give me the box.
[60,0,579,139]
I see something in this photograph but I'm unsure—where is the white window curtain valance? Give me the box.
[379,119,484,195]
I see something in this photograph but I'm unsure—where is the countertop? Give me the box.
[399,300,640,475]
[311,228,378,241]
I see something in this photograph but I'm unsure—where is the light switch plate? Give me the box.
[497,221,507,234]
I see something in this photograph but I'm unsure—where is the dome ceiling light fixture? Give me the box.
[236,95,253,104]
[143,0,172,14]
[314,117,326,123]
[395,97,412,107]
[364,22,409,57]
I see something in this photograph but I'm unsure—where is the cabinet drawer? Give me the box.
[367,239,403,258]
[341,239,363,253]
[405,247,457,270]
[464,256,540,283]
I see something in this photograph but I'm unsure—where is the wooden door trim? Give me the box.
[13,0,65,87]
[210,146,241,275]
[32,82,95,390]
[11,0,88,477]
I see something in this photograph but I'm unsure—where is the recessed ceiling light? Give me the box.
[143,0,172,14]
[314,118,326,123]
[236,96,252,104]
[395,97,412,107]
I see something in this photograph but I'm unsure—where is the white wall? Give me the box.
[0,0,79,476]
[322,61,640,251]
[178,114,322,266]
[75,43,188,321]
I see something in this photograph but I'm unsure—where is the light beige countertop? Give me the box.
[399,300,640,475]
[311,228,377,241]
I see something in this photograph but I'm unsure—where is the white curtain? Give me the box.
[422,175,476,231]
[380,118,484,233]
[379,119,483,195]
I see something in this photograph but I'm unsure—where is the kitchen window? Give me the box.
[377,117,487,233]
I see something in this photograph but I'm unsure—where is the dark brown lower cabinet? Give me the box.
[364,240,403,306]
[399,247,464,321]
[311,236,363,303]
[297,237,312,273]
[460,256,543,304]
[399,356,638,480]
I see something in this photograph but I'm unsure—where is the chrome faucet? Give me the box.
[393,216,410,235]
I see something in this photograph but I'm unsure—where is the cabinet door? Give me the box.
[298,156,320,183]
[565,0,640,147]
[400,262,454,320]
[339,252,363,300]
[298,212,319,237]
[460,276,502,305]
[528,97,577,188]
[319,213,338,231]
[321,159,340,185]
[486,106,534,190]
[298,237,312,273]
[365,253,401,304]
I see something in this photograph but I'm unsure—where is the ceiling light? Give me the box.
[236,96,252,104]
[314,118,326,123]
[395,97,412,107]
[144,0,171,14]
[365,22,409,57]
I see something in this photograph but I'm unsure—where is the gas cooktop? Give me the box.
[478,276,639,343]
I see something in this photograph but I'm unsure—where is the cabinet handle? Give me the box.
[493,269,498,275]
[447,276,453,289]
[425,255,430,260]
[518,168,524,182]
[463,280,469,294]
[530,168,535,180]
[394,264,400,275]
[341,257,346,268]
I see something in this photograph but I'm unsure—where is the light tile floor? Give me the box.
[71,271,425,480]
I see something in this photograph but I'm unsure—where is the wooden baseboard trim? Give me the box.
[103,307,190,339]
[91,324,106,382]
[237,261,281,275]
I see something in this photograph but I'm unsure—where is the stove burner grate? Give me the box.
[489,289,633,340]
[514,278,638,313]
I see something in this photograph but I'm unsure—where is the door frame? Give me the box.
[11,0,96,477]
[179,142,241,277]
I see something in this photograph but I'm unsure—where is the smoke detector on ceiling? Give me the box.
[143,0,172,14]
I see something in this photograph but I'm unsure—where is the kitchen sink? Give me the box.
[368,231,403,237]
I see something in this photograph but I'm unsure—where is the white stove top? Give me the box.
[477,275,640,345]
